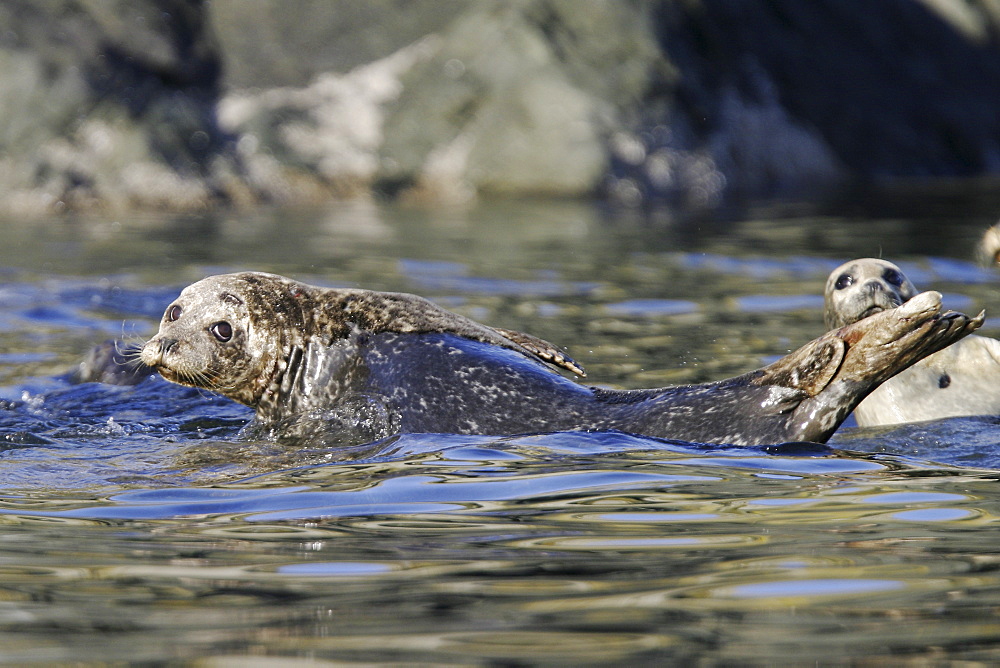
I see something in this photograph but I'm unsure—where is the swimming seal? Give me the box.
[825,258,1000,427]
[140,272,982,446]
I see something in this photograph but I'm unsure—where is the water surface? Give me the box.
[1,195,999,664]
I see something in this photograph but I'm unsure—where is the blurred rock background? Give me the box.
[2,0,1000,216]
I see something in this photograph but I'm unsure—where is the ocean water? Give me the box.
[1,195,999,664]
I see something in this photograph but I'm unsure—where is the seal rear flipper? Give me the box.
[828,292,983,392]
[767,291,983,442]
[753,338,846,397]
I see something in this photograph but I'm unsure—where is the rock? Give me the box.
[207,0,457,88]
[0,0,243,215]
[214,0,1000,209]
[216,38,440,202]
[216,1,657,203]
[3,0,1000,214]
[378,0,656,201]
[646,0,1000,196]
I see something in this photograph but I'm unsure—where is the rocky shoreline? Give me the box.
[2,0,999,216]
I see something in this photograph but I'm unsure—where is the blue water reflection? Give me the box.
[1,204,1000,664]
[721,578,906,599]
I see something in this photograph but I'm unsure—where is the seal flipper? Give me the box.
[768,291,984,442]
[753,338,846,397]
[492,327,586,376]
[333,289,584,376]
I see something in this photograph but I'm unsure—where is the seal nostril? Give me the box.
[863,280,885,294]
[159,338,179,354]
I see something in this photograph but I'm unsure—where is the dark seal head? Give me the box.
[142,272,982,446]
[824,258,918,328]
[70,340,153,385]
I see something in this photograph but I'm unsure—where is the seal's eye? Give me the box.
[883,268,904,286]
[210,321,233,342]
[166,305,182,322]
[834,273,854,290]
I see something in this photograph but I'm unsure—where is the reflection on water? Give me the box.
[1,195,1000,663]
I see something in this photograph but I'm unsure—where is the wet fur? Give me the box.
[141,272,982,446]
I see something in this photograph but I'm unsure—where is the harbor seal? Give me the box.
[824,257,1000,427]
[140,272,982,446]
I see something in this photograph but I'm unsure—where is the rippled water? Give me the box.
[2,195,1000,664]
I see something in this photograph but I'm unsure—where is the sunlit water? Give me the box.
[1,194,1000,664]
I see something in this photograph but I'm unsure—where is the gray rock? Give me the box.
[378,0,657,200]
[208,0,456,89]
[3,0,1000,214]
[0,1,240,214]
[635,0,1000,204]
[197,0,1000,207]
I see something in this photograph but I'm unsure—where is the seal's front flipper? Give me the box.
[493,327,586,376]
[333,290,584,376]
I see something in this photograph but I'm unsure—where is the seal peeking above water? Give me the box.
[824,257,1000,427]
[140,272,982,446]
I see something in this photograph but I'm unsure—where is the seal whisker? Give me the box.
[115,343,148,370]
[118,321,149,348]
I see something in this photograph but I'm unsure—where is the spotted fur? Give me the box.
[141,272,982,445]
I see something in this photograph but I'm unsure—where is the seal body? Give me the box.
[292,331,833,445]
[825,258,1000,427]
[141,272,981,446]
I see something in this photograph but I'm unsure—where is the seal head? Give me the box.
[824,258,918,328]
[977,221,1000,268]
[140,274,296,406]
